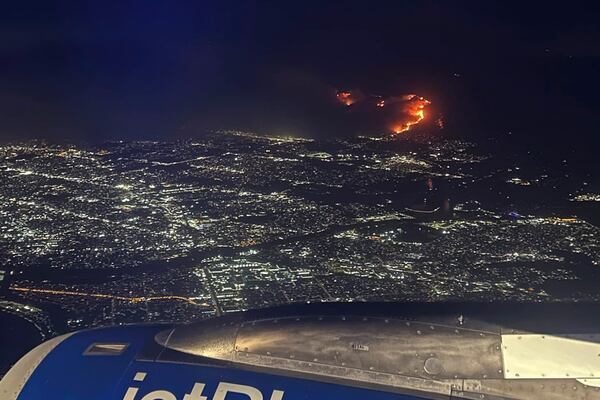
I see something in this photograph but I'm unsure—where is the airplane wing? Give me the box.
[2,302,600,400]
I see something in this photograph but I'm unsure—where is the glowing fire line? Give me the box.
[391,95,431,134]
[336,90,431,134]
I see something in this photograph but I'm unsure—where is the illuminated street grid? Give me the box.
[0,131,598,331]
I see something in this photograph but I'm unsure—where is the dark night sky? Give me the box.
[1,1,599,154]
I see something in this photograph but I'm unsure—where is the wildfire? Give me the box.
[336,91,356,106]
[335,89,431,134]
[436,115,445,129]
[391,95,431,134]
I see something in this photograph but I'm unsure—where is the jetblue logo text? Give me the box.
[123,372,285,400]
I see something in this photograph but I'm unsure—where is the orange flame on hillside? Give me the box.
[391,94,431,134]
[336,91,356,106]
[335,89,431,134]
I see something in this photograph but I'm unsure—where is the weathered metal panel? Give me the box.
[235,316,504,380]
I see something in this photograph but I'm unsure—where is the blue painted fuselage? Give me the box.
[17,324,429,400]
